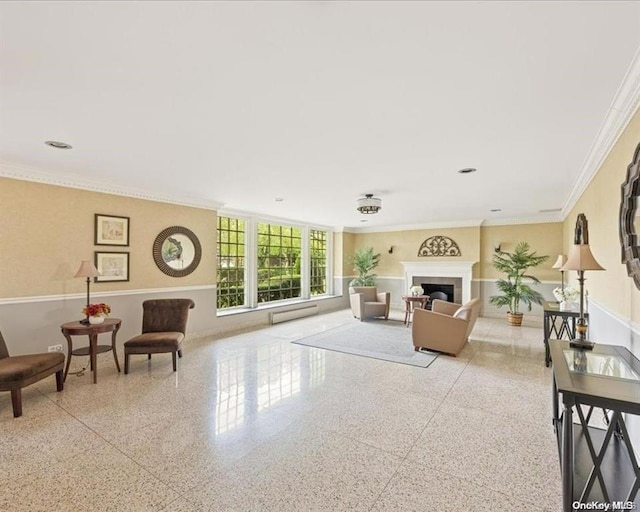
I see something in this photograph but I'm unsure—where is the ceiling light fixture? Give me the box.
[356,194,382,214]
[490,208,502,212]
[458,168,477,174]
[45,140,72,149]
[275,198,284,202]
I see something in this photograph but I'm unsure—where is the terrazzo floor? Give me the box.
[0,309,561,511]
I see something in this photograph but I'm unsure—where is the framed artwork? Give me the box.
[95,252,129,282]
[95,214,130,246]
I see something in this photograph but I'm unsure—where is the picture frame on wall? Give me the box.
[95,214,130,246]
[95,252,129,282]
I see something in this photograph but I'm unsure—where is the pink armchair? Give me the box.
[349,286,390,321]
[412,298,480,356]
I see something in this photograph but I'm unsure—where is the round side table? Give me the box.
[402,295,429,326]
[60,318,122,383]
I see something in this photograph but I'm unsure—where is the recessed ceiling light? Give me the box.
[458,168,477,174]
[490,208,502,212]
[360,219,368,223]
[45,140,72,149]
[275,197,284,202]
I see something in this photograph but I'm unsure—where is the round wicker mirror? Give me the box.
[153,226,202,277]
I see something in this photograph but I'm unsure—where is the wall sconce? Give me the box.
[561,214,605,350]
[388,246,393,254]
[551,254,566,292]
[494,243,502,253]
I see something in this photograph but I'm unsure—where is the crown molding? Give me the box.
[0,161,224,211]
[562,46,640,220]
[343,218,485,234]
[480,215,563,226]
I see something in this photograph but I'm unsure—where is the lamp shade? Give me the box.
[356,194,382,214]
[551,254,566,269]
[562,245,605,272]
[74,260,100,278]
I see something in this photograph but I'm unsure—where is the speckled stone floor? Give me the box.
[0,309,561,511]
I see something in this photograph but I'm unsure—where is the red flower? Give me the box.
[82,303,111,317]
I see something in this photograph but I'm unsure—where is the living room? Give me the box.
[1,2,640,511]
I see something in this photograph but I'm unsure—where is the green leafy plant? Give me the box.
[349,247,381,287]
[489,242,549,314]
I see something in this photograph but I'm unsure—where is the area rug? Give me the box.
[292,320,439,368]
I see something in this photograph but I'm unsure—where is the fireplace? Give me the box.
[421,283,455,309]
[401,261,475,305]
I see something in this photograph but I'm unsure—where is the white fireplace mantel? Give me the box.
[400,261,476,304]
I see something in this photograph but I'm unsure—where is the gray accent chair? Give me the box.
[124,299,195,374]
[349,286,390,321]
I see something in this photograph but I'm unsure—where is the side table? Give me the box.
[402,295,429,326]
[60,318,122,384]
[543,301,587,367]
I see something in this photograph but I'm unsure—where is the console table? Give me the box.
[550,340,640,511]
[543,301,588,367]
[61,318,122,384]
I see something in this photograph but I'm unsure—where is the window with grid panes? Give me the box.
[217,216,246,308]
[257,222,302,302]
[310,229,327,295]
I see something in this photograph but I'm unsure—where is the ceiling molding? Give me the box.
[218,208,333,231]
[562,46,640,220]
[344,219,485,234]
[0,161,224,211]
[480,215,563,227]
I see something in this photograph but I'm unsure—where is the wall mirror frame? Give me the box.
[619,141,640,291]
[153,226,202,278]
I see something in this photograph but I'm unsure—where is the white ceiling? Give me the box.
[1,1,640,231]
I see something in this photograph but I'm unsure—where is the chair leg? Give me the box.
[124,352,129,374]
[148,354,152,360]
[55,370,64,391]
[172,351,177,371]
[10,389,22,418]
[177,349,182,358]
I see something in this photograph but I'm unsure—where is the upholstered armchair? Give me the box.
[412,298,480,356]
[0,330,65,417]
[124,299,195,374]
[349,286,390,321]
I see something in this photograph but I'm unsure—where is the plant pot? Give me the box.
[89,315,105,325]
[507,312,523,326]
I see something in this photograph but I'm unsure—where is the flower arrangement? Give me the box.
[410,285,423,296]
[552,286,579,304]
[82,303,111,317]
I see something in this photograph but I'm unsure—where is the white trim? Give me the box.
[562,47,640,220]
[400,261,476,304]
[0,285,217,305]
[343,219,484,234]
[219,208,333,232]
[480,216,562,226]
[474,278,561,284]
[588,296,640,337]
[0,162,223,211]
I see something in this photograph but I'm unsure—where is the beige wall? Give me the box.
[564,107,640,322]
[349,227,481,277]
[479,223,564,280]
[0,178,216,298]
[345,224,562,282]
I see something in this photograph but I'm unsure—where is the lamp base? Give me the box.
[570,339,595,350]
[79,318,90,325]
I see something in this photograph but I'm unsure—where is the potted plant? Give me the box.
[489,242,548,326]
[349,247,381,287]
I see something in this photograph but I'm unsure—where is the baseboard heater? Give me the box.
[270,305,319,325]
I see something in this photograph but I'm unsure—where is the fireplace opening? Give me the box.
[421,284,455,310]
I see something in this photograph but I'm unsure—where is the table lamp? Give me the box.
[551,254,566,293]
[74,260,101,324]
[562,214,604,350]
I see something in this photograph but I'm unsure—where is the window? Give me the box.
[217,215,331,310]
[310,229,327,296]
[257,222,301,303]
[217,216,246,309]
